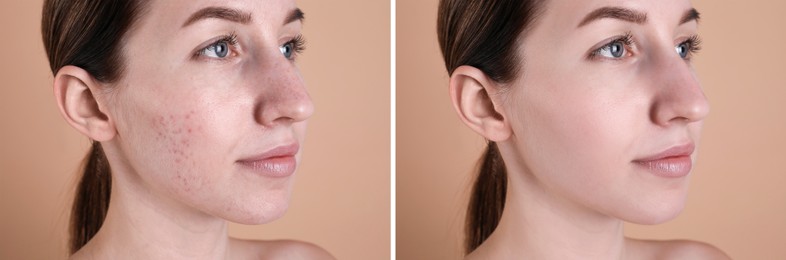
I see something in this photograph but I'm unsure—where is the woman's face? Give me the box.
[501,0,708,224]
[105,0,312,224]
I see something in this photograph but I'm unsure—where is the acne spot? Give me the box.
[154,110,202,193]
[174,173,191,192]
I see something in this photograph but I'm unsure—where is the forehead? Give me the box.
[136,0,298,33]
[537,0,694,31]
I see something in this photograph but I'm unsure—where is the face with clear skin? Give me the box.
[493,0,709,224]
[99,0,313,224]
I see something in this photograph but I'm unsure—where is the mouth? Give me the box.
[236,143,299,178]
[633,143,695,178]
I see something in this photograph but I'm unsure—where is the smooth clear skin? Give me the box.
[450,0,729,259]
[53,0,333,259]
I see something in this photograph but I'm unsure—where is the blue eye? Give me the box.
[590,33,633,60]
[676,35,701,60]
[197,33,237,59]
[280,42,295,59]
[204,41,229,58]
[600,41,626,58]
[280,35,305,60]
[676,43,689,58]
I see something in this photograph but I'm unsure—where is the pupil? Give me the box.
[678,44,687,58]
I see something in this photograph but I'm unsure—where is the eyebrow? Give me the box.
[286,8,305,25]
[182,7,304,28]
[680,8,700,25]
[578,7,701,28]
[578,7,647,27]
[183,7,252,27]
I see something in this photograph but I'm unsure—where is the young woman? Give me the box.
[42,0,333,258]
[438,0,731,259]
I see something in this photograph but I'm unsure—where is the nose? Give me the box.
[649,53,710,126]
[254,56,314,127]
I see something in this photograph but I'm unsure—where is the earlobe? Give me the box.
[448,66,512,142]
[53,65,116,142]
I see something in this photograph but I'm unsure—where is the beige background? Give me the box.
[397,0,786,259]
[0,0,389,259]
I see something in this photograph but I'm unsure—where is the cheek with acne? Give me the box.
[151,110,207,192]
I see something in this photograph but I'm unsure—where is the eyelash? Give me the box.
[680,35,702,60]
[587,33,703,60]
[284,34,307,60]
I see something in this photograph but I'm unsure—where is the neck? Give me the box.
[75,146,231,260]
[468,165,627,260]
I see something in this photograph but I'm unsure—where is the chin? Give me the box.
[623,193,688,225]
[220,192,292,225]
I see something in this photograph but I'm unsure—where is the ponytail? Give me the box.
[69,141,112,254]
[465,142,507,253]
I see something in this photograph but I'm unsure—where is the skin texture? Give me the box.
[52,0,333,259]
[448,0,730,259]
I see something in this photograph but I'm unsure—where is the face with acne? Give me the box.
[104,0,312,224]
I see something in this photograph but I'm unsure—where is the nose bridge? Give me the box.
[253,51,314,127]
[649,49,709,126]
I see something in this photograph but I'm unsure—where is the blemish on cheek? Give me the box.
[175,173,191,192]
[152,116,167,142]
[155,110,203,193]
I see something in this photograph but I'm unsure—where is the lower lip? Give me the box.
[237,156,296,178]
[634,155,692,178]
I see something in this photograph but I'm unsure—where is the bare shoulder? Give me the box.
[627,238,731,260]
[658,240,732,260]
[230,238,335,260]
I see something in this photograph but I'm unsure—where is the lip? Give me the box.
[633,143,695,178]
[236,143,299,178]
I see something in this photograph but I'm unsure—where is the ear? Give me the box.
[448,65,512,142]
[52,65,116,141]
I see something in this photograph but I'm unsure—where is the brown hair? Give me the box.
[41,0,145,254]
[437,0,544,254]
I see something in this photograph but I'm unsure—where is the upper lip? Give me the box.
[237,143,299,162]
[634,143,695,162]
